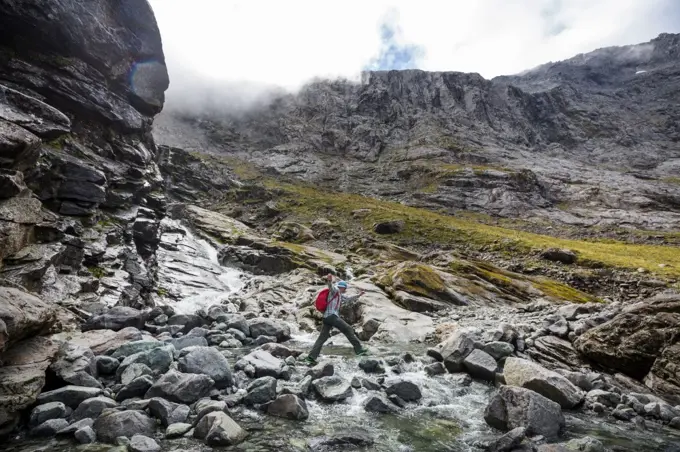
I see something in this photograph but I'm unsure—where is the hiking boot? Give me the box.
[356,348,370,356]
[304,356,318,366]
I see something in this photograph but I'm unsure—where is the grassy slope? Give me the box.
[208,154,680,280]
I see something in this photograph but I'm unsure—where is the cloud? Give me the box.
[149,0,679,106]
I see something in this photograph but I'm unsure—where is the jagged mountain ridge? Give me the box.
[155,33,680,231]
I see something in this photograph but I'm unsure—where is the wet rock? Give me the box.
[503,358,584,408]
[93,410,156,444]
[120,363,153,386]
[177,346,233,388]
[254,335,276,345]
[312,376,353,402]
[259,342,300,358]
[235,350,288,379]
[486,427,526,452]
[37,385,103,408]
[351,376,381,391]
[194,399,229,422]
[308,430,374,450]
[129,434,161,452]
[95,355,120,375]
[384,377,422,402]
[439,330,475,373]
[82,307,146,332]
[585,389,620,408]
[612,405,636,421]
[31,418,69,437]
[279,375,312,398]
[245,376,277,405]
[116,345,174,379]
[74,425,96,444]
[29,402,68,427]
[306,361,334,380]
[147,398,189,426]
[170,336,208,350]
[267,394,309,420]
[193,411,247,446]
[247,318,291,342]
[541,248,577,264]
[373,219,404,234]
[484,386,565,441]
[484,342,515,360]
[115,375,154,402]
[145,370,214,404]
[364,394,397,413]
[226,328,247,342]
[425,362,446,376]
[72,396,117,421]
[359,358,386,374]
[463,349,497,381]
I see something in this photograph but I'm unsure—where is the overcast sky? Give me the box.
[149,0,679,91]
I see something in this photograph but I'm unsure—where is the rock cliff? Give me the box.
[155,33,680,231]
[0,0,168,435]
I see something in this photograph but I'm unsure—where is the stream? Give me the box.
[6,222,680,452]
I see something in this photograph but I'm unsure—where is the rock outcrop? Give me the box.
[574,293,680,404]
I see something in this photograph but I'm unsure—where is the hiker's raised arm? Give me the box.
[326,273,334,290]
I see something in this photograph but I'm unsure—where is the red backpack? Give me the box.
[314,288,338,312]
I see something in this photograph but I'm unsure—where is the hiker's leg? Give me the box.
[327,315,363,353]
[308,321,333,360]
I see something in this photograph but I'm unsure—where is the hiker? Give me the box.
[305,273,369,365]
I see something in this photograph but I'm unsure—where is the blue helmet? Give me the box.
[337,281,348,289]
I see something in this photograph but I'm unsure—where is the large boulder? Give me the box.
[312,376,353,402]
[247,318,291,342]
[0,287,56,352]
[503,358,584,408]
[72,396,117,421]
[147,398,189,426]
[193,411,247,446]
[439,330,475,373]
[116,344,174,378]
[36,385,103,408]
[484,386,565,441]
[645,343,680,404]
[463,349,497,381]
[0,336,59,436]
[384,377,422,402]
[144,370,214,404]
[50,342,99,388]
[267,394,309,420]
[235,350,288,379]
[93,410,156,444]
[245,376,277,405]
[177,346,233,388]
[574,294,680,381]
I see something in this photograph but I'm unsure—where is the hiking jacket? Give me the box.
[324,280,360,318]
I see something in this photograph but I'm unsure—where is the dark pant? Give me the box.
[309,314,362,359]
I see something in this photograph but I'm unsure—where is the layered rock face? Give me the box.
[155,33,680,230]
[0,0,168,436]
